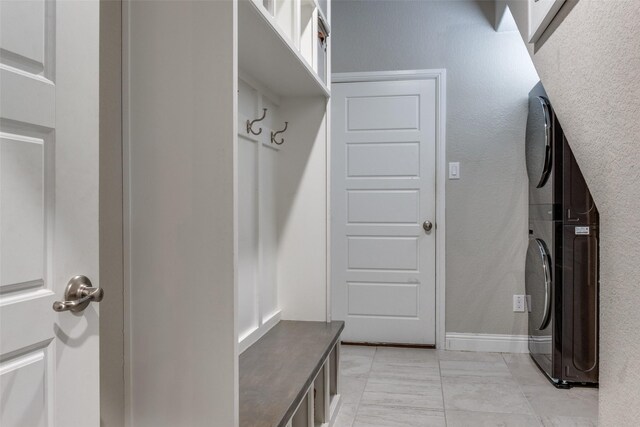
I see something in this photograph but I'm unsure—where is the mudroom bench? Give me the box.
[239,321,344,427]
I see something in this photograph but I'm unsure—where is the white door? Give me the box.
[0,1,101,426]
[331,78,437,345]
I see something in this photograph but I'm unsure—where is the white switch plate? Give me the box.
[513,295,526,312]
[449,162,460,179]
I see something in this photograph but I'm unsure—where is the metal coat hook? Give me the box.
[271,122,288,145]
[246,108,267,135]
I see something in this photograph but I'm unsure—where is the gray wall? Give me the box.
[504,1,640,424]
[332,0,539,335]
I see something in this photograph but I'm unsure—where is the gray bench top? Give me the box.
[239,320,344,427]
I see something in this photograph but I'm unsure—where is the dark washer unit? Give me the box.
[525,82,599,387]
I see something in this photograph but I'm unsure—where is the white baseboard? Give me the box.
[239,310,281,354]
[445,332,529,353]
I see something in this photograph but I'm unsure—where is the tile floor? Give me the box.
[334,346,598,427]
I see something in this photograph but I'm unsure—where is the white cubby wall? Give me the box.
[237,78,329,352]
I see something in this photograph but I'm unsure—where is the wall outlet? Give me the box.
[513,295,526,312]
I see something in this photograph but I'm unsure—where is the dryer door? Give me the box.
[526,237,553,362]
[526,96,553,188]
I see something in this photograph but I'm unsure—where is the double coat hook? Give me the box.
[246,108,267,135]
[271,122,288,145]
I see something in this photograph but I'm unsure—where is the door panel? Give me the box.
[0,0,46,66]
[347,283,418,317]
[347,143,419,177]
[1,133,46,287]
[347,190,419,224]
[0,350,49,427]
[347,237,418,271]
[332,79,437,345]
[346,95,420,130]
[0,1,100,425]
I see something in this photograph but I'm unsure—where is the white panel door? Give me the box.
[0,1,100,426]
[331,79,437,344]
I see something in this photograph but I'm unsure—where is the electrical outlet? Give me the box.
[513,295,526,312]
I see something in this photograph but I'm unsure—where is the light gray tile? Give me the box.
[439,360,512,378]
[333,402,358,427]
[365,376,442,396]
[522,385,598,419]
[502,354,550,387]
[442,375,533,415]
[501,353,534,364]
[339,348,600,427]
[361,378,444,410]
[342,354,375,377]
[340,375,368,404]
[374,347,439,365]
[353,404,445,427]
[369,361,441,382]
[540,415,598,426]
[438,350,505,363]
[360,390,444,411]
[342,345,377,358]
[446,410,542,426]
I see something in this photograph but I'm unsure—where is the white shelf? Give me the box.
[239,0,330,98]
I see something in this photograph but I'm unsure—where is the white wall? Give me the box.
[99,0,124,425]
[236,83,329,345]
[504,1,640,424]
[332,0,539,335]
[277,97,328,321]
[125,1,237,425]
[237,79,281,350]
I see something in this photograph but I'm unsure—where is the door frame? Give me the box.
[330,69,447,349]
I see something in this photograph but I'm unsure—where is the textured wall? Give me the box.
[332,0,539,335]
[505,1,640,424]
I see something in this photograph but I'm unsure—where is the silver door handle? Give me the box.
[423,220,433,232]
[53,275,104,312]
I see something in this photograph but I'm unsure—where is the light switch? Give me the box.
[449,162,460,180]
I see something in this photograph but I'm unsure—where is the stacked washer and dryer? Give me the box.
[525,82,599,387]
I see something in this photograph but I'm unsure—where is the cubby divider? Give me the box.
[329,343,340,420]
[299,0,316,68]
[291,386,314,427]
[275,0,296,44]
[313,364,327,426]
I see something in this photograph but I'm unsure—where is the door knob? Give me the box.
[423,220,433,232]
[53,275,104,313]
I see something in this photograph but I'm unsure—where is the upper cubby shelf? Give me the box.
[238,0,330,98]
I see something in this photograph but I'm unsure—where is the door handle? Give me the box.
[53,275,104,313]
[535,239,552,331]
[423,220,433,232]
